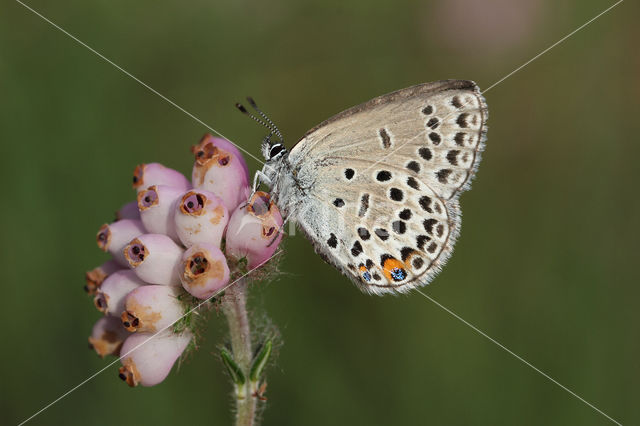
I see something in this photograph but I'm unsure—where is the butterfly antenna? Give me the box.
[246,97,284,142]
[235,102,273,132]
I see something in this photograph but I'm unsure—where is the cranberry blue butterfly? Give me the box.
[252,80,488,295]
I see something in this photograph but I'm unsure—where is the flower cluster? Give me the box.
[85,134,283,387]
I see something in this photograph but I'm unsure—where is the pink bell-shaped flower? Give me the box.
[132,162,191,193]
[180,243,230,299]
[84,259,122,295]
[191,134,250,212]
[118,329,192,387]
[96,219,146,267]
[88,316,131,358]
[174,189,228,248]
[115,200,141,221]
[226,191,283,269]
[137,185,184,241]
[93,270,146,316]
[121,285,184,333]
[124,234,184,285]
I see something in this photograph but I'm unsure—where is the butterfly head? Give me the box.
[235,97,286,163]
[262,135,287,162]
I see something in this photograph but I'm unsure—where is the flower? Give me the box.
[118,330,193,387]
[226,191,284,269]
[85,134,283,388]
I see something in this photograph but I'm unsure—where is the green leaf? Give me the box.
[221,348,246,385]
[249,339,272,383]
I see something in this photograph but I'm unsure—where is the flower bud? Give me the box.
[132,163,191,193]
[94,270,146,315]
[226,191,283,269]
[121,285,184,333]
[96,219,146,267]
[124,234,184,285]
[84,259,121,295]
[88,316,130,358]
[174,190,228,248]
[115,200,140,221]
[191,134,249,212]
[118,330,192,387]
[137,185,184,240]
[180,243,230,299]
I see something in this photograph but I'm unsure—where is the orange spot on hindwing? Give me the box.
[381,256,408,282]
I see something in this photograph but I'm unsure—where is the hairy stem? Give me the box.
[221,279,257,426]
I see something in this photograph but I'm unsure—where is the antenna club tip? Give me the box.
[235,103,248,113]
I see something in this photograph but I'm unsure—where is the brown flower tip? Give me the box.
[88,331,123,358]
[179,191,206,216]
[137,186,159,211]
[96,224,111,251]
[187,253,209,277]
[183,252,226,289]
[262,225,277,238]
[124,239,146,267]
[191,134,232,186]
[192,134,219,166]
[118,359,140,387]
[132,164,145,189]
[247,191,273,217]
[93,292,109,313]
[85,268,108,294]
[121,311,140,332]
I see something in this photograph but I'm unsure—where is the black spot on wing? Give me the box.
[389,188,404,201]
[357,227,371,240]
[376,170,392,182]
[375,228,389,241]
[436,169,452,184]
[407,161,421,173]
[419,147,432,160]
[351,241,363,257]
[344,168,355,180]
[358,194,369,217]
[379,128,391,148]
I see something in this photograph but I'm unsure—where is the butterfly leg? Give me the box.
[252,169,273,193]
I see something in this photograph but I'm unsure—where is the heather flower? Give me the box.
[84,259,121,295]
[115,200,141,221]
[174,189,229,248]
[191,134,250,212]
[121,285,184,333]
[88,316,131,358]
[132,162,191,192]
[226,191,284,269]
[180,243,230,299]
[118,330,193,387]
[96,219,146,266]
[85,132,283,419]
[137,185,184,240]
[94,270,146,315]
[124,234,184,285]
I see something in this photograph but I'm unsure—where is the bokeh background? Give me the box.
[1,0,638,424]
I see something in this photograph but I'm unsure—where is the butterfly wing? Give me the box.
[286,80,487,294]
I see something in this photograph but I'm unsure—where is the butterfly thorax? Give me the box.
[259,152,308,220]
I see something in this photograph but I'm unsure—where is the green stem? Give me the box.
[221,279,257,426]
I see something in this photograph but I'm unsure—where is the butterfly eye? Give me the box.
[269,144,284,159]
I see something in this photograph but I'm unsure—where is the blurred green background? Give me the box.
[1,0,638,424]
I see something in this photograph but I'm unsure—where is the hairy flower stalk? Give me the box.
[221,281,256,425]
[84,133,282,426]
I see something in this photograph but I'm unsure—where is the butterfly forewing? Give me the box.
[286,80,487,294]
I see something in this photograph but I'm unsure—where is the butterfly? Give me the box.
[246,80,488,295]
